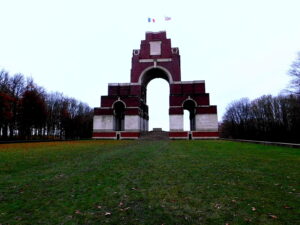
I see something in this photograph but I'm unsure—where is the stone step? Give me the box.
[139,131,169,140]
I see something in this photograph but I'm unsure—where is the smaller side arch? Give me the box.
[112,100,126,131]
[112,99,127,109]
[182,97,197,108]
[183,98,197,131]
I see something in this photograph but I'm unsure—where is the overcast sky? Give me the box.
[1,0,300,130]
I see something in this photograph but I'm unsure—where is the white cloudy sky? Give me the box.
[1,0,300,130]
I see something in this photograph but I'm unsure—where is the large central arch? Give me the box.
[139,67,172,104]
[93,31,219,139]
[138,66,173,86]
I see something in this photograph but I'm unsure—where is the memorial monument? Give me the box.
[93,31,218,139]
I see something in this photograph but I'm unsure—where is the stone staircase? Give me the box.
[139,131,169,140]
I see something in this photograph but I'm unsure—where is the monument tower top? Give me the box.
[131,31,181,83]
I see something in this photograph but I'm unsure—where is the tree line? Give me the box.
[221,95,300,143]
[221,53,300,143]
[0,70,93,140]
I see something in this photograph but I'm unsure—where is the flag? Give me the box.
[164,16,171,21]
[148,17,155,23]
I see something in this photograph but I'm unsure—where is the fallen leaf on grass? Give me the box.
[55,174,65,179]
[119,202,124,207]
[105,212,111,216]
[251,207,256,211]
[214,203,221,209]
[75,210,82,215]
[120,207,130,212]
[268,214,278,219]
[283,205,292,209]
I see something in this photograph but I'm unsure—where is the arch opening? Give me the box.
[183,100,196,131]
[113,101,125,131]
[146,78,169,131]
[140,67,171,103]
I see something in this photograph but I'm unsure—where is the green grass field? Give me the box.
[0,140,299,225]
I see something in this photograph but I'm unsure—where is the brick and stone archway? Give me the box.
[139,67,172,103]
[93,31,219,139]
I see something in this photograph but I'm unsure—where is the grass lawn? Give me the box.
[0,140,299,225]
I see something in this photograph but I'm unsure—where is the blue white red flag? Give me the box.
[148,18,156,23]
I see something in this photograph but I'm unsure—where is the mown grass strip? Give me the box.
[0,140,299,224]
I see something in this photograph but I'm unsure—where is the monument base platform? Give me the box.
[169,131,219,140]
[93,132,140,140]
[93,131,219,140]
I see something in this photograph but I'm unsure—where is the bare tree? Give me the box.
[8,73,25,137]
[288,52,300,95]
[221,95,300,143]
[0,69,93,140]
